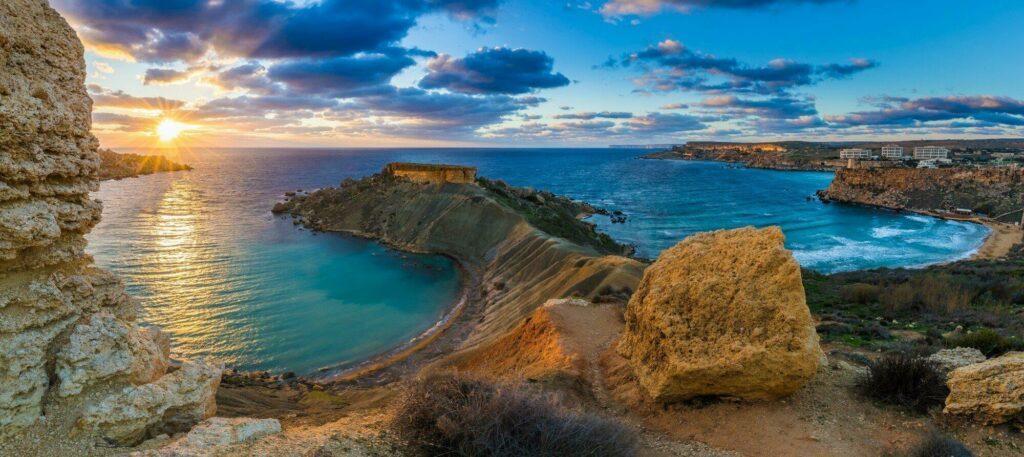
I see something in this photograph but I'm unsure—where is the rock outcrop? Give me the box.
[132,417,282,457]
[618,227,822,402]
[927,348,986,379]
[944,352,1024,425]
[0,0,219,451]
[820,167,1024,222]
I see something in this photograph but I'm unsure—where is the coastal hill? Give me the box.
[820,167,1024,222]
[274,164,643,350]
[98,148,192,181]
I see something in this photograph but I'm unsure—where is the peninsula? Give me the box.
[98,148,192,181]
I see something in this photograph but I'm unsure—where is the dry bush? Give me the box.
[879,274,972,314]
[907,430,973,457]
[858,352,948,413]
[391,373,637,457]
[840,283,881,304]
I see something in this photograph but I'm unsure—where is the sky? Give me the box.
[51,0,1024,148]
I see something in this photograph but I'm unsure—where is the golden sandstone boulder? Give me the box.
[618,226,822,402]
[944,352,1024,425]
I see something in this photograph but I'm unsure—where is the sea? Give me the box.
[87,148,989,374]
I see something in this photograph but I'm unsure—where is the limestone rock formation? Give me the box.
[927,348,986,379]
[944,352,1024,425]
[618,226,822,402]
[0,0,220,450]
[132,417,281,457]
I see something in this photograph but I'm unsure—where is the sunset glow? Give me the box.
[156,119,190,142]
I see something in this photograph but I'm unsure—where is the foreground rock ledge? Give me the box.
[945,352,1024,425]
[0,0,219,451]
[618,226,822,402]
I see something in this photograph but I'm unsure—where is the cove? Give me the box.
[87,148,989,374]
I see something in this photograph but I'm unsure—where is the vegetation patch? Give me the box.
[391,373,637,457]
[858,352,948,413]
[904,430,974,457]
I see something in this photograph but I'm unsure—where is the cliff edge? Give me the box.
[1,1,220,453]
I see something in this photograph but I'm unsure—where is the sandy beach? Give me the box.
[973,220,1023,260]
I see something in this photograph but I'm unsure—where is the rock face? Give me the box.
[618,227,822,402]
[820,168,1024,222]
[944,352,1024,425]
[0,0,220,450]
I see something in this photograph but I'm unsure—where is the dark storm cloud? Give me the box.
[52,0,499,63]
[553,111,633,120]
[419,47,570,95]
[826,96,1024,128]
[611,40,875,96]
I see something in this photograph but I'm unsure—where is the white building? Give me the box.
[881,145,905,160]
[840,148,873,159]
[914,146,950,160]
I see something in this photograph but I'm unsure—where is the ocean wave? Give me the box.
[871,226,917,238]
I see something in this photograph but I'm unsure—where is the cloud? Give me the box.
[92,112,157,132]
[553,111,633,119]
[698,95,818,118]
[87,85,186,110]
[52,0,498,63]
[619,112,708,134]
[143,67,196,85]
[825,95,1024,128]
[420,47,570,94]
[612,40,875,96]
[601,0,845,17]
[660,103,688,110]
[268,49,420,97]
[354,87,543,132]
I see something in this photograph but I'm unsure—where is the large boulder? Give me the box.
[618,226,822,402]
[944,352,1024,425]
[131,417,282,457]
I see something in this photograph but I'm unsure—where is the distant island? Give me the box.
[98,148,192,181]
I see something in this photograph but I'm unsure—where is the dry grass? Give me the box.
[391,373,637,457]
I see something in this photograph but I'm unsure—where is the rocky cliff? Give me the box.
[0,1,220,452]
[820,167,1024,221]
[275,170,644,359]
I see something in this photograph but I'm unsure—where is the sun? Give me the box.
[156,119,190,142]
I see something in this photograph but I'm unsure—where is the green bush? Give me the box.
[840,283,881,304]
[945,328,1023,357]
[858,352,948,413]
[391,373,637,457]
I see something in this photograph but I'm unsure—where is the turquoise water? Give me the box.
[88,148,988,374]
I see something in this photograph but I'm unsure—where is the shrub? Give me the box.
[908,431,973,457]
[391,373,637,457]
[858,352,948,413]
[840,283,881,304]
[945,328,1023,357]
